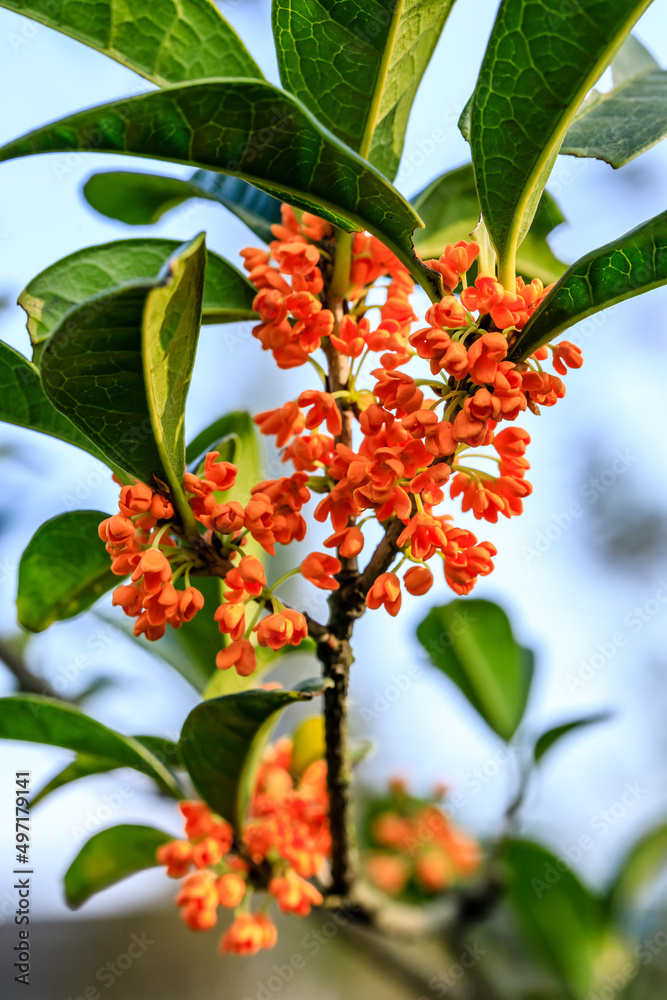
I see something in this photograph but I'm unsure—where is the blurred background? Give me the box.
[0,0,666,996]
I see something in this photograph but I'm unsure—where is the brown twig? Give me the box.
[0,637,59,699]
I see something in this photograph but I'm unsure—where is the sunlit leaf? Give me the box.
[0,0,261,84]
[64,824,171,909]
[417,599,533,741]
[273,0,457,180]
[467,0,651,280]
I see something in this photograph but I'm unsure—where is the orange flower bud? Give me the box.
[404,565,433,596]
[216,873,246,908]
[366,572,401,616]
[216,639,257,677]
[214,603,246,641]
[300,552,341,590]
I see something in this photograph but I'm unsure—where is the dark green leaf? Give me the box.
[0,0,261,85]
[416,599,533,741]
[411,163,567,285]
[505,840,603,999]
[0,340,118,466]
[64,824,171,909]
[179,680,325,828]
[607,821,667,918]
[468,0,651,280]
[533,713,611,764]
[561,70,667,168]
[21,238,256,357]
[17,511,117,632]
[0,80,440,300]
[39,236,206,523]
[511,211,667,359]
[31,735,181,806]
[84,169,282,244]
[273,0,456,180]
[0,696,181,795]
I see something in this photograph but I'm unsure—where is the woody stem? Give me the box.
[318,267,360,896]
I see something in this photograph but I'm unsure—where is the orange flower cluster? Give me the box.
[103,203,583,668]
[365,784,481,897]
[100,484,205,642]
[241,214,583,607]
[243,206,414,371]
[156,736,328,955]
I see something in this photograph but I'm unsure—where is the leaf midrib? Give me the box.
[358,0,405,159]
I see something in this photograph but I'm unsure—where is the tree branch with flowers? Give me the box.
[1,0,667,993]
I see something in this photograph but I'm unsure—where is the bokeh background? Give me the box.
[0,0,666,996]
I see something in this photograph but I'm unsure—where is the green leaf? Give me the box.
[611,34,660,87]
[141,233,206,520]
[39,236,206,521]
[17,510,118,633]
[0,80,440,300]
[0,0,262,85]
[179,680,325,828]
[411,163,567,285]
[533,712,611,764]
[84,169,282,244]
[273,0,457,181]
[64,824,171,910]
[0,695,181,795]
[511,210,667,360]
[505,840,603,999]
[416,599,533,741]
[467,0,652,283]
[561,69,667,168]
[607,821,667,918]
[0,340,118,466]
[21,238,256,358]
[31,736,181,807]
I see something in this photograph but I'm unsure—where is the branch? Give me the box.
[0,637,59,699]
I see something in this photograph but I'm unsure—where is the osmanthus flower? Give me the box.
[364,786,482,899]
[101,202,582,675]
[155,728,483,956]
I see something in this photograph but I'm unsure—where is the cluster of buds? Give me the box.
[364,781,481,897]
[156,735,328,955]
[240,216,583,613]
[102,205,583,669]
[100,481,204,642]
